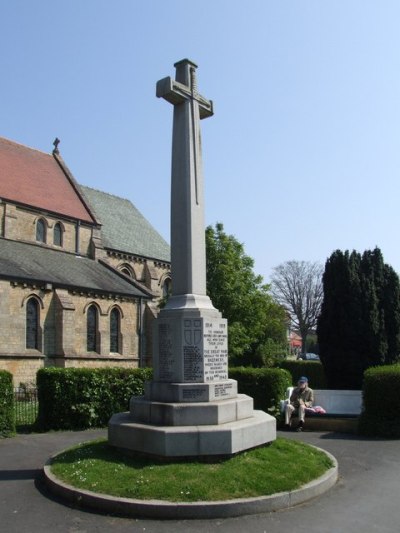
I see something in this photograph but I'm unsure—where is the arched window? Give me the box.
[163,278,172,298]
[26,298,39,349]
[87,305,98,352]
[120,267,132,277]
[119,264,135,279]
[36,219,46,243]
[53,222,62,246]
[110,308,120,353]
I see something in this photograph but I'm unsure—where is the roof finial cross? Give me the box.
[53,137,60,154]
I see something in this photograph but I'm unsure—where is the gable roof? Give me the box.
[80,186,171,263]
[0,137,96,224]
[0,238,150,298]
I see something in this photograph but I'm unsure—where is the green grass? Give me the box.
[50,438,333,502]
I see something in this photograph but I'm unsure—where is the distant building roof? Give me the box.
[289,331,302,348]
[0,238,149,298]
[80,185,170,263]
[0,137,96,224]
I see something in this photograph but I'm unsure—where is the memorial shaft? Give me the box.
[157,59,213,297]
[108,59,275,458]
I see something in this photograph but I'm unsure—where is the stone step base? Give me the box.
[108,410,276,457]
[130,394,253,426]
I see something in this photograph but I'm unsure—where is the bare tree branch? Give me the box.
[271,261,323,353]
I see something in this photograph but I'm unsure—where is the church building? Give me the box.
[0,136,171,385]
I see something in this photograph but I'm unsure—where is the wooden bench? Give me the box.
[280,388,363,433]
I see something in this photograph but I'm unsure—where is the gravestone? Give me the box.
[108,59,276,457]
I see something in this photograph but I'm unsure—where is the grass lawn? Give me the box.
[50,437,333,502]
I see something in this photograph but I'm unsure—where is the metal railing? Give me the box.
[14,387,38,429]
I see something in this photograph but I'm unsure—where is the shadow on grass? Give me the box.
[52,440,235,469]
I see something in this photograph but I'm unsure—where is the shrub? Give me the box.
[229,367,291,416]
[0,370,15,436]
[277,360,327,389]
[37,367,153,431]
[359,364,400,437]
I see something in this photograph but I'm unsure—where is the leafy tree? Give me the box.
[206,223,287,364]
[270,261,323,354]
[317,248,400,389]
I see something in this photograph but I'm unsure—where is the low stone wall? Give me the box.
[281,388,362,434]
[61,358,139,370]
[289,415,359,434]
[0,357,44,386]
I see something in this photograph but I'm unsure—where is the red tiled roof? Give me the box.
[0,137,96,223]
[289,332,302,347]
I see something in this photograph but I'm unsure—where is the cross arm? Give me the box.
[156,77,213,119]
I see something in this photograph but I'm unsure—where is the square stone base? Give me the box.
[108,409,276,457]
[144,379,238,403]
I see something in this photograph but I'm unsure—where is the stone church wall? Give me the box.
[106,253,171,298]
[1,203,93,256]
[0,202,4,236]
[0,280,141,384]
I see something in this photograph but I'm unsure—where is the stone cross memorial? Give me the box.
[108,59,276,457]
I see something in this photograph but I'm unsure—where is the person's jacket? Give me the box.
[290,386,314,408]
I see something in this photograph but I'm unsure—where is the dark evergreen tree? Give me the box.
[318,247,400,389]
[317,250,362,388]
[382,266,400,362]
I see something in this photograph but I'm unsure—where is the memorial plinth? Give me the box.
[108,59,276,457]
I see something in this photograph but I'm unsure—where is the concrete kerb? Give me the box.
[43,445,338,520]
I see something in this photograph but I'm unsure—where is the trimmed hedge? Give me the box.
[37,367,153,431]
[37,366,292,430]
[0,370,15,436]
[359,364,400,438]
[277,360,327,389]
[229,367,291,415]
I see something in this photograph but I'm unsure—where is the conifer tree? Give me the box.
[318,247,400,388]
[381,263,400,363]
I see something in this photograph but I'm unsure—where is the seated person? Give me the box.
[284,376,314,431]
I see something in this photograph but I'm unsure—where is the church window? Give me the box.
[119,264,135,279]
[54,222,62,246]
[26,298,39,349]
[36,219,46,243]
[87,305,98,352]
[163,277,172,298]
[110,308,121,353]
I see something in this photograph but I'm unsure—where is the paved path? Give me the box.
[1,429,399,532]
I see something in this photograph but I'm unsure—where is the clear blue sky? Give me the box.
[1,1,400,282]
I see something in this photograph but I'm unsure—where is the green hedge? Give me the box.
[37,367,153,431]
[359,365,400,438]
[229,367,291,416]
[0,370,15,436]
[277,361,327,389]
